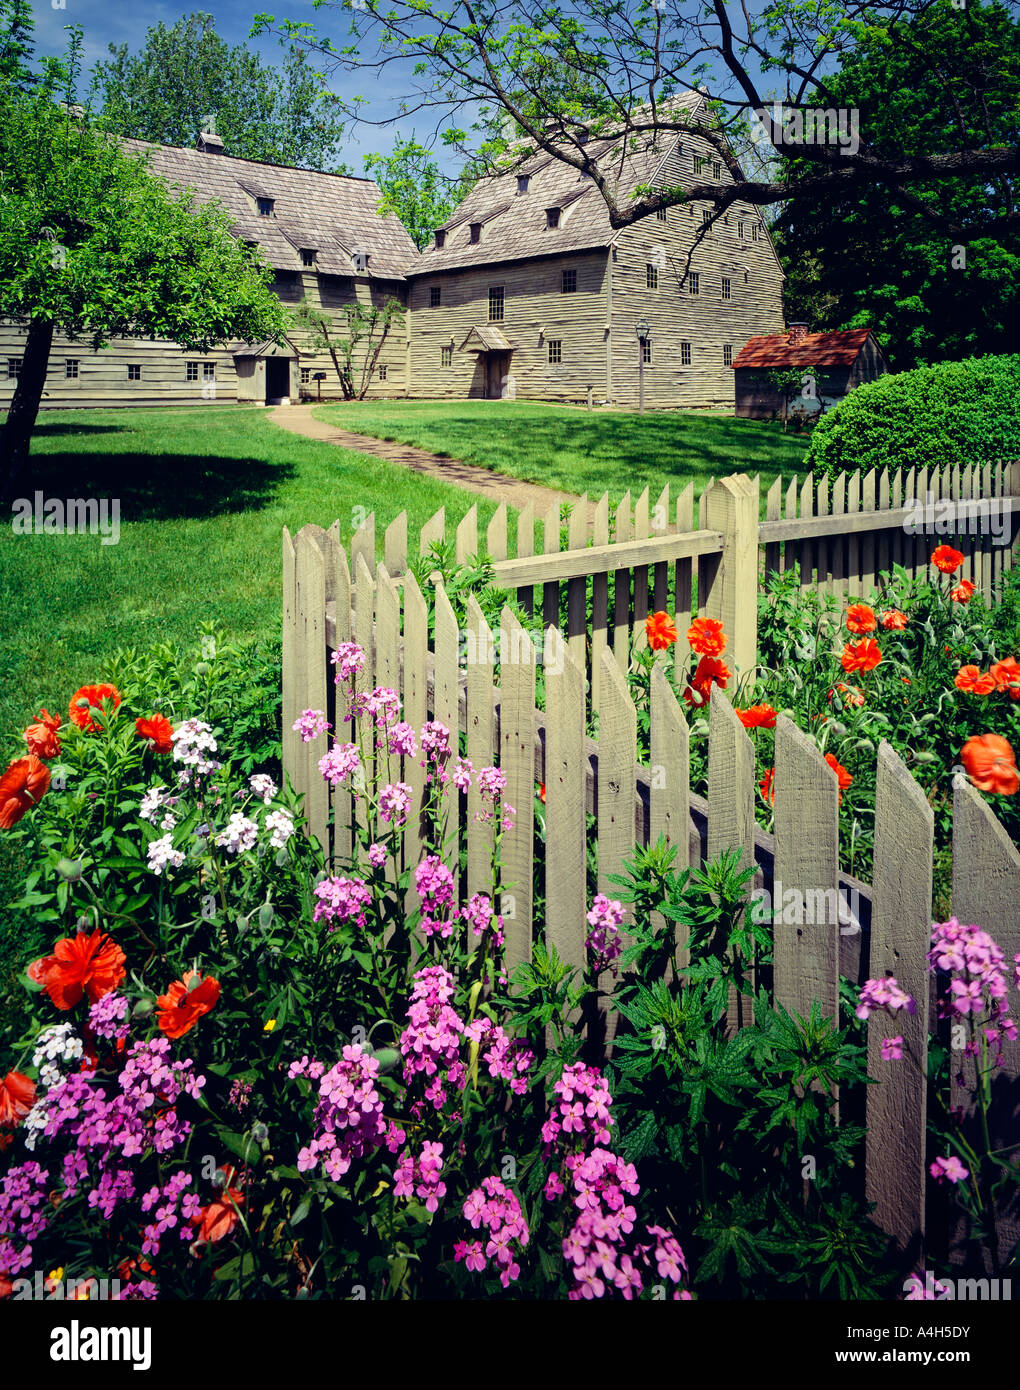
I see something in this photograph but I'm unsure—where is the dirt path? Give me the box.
[269,404,584,517]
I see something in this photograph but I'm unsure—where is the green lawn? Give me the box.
[314,399,810,507]
[0,404,498,748]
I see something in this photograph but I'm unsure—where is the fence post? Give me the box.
[701,473,759,677]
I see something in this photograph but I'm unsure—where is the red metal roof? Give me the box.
[732,327,876,369]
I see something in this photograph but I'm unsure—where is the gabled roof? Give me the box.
[412,93,713,275]
[460,325,513,351]
[732,328,879,369]
[121,138,421,281]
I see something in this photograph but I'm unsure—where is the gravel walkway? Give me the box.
[269,404,583,517]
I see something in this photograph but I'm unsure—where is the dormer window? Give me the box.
[257,197,274,217]
[517,175,530,194]
[300,249,316,268]
[469,223,481,243]
[352,250,369,272]
[435,229,446,248]
[546,207,561,229]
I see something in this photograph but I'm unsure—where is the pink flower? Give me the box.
[387,722,418,758]
[453,757,474,791]
[930,1155,969,1184]
[881,1036,904,1061]
[292,709,330,742]
[856,976,917,1021]
[368,843,387,868]
[313,876,372,932]
[379,782,413,826]
[331,642,366,683]
[319,742,361,786]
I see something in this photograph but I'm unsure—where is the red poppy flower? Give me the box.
[683,655,731,707]
[931,545,965,575]
[156,971,220,1039]
[759,768,775,805]
[31,929,126,1011]
[990,657,1020,700]
[880,610,908,630]
[537,783,546,804]
[645,611,679,651]
[840,638,883,674]
[846,604,876,634]
[116,1256,156,1283]
[0,1071,36,1128]
[68,683,122,733]
[960,734,1019,796]
[192,1168,244,1247]
[136,714,174,755]
[955,666,996,695]
[0,756,51,829]
[824,752,853,803]
[23,709,61,760]
[686,617,727,657]
[828,682,865,707]
[736,704,777,730]
[951,579,976,604]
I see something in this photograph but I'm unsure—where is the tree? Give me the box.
[254,0,1020,262]
[773,0,1020,367]
[91,12,349,172]
[0,46,287,491]
[363,137,468,250]
[0,0,33,89]
[294,297,404,399]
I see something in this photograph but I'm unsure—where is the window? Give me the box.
[517,175,530,194]
[547,340,562,364]
[721,277,731,300]
[469,223,481,243]
[7,357,21,379]
[127,364,141,381]
[435,230,446,249]
[65,360,79,379]
[656,207,667,222]
[693,155,706,174]
[488,286,504,322]
[256,197,274,216]
[300,367,311,385]
[441,345,452,367]
[300,249,316,268]
[752,223,760,242]
[723,344,733,366]
[378,364,388,381]
[689,272,700,296]
[738,222,745,239]
[641,340,652,364]
[546,207,561,229]
[186,362,199,382]
[680,341,691,366]
[202,363,215,381]
[702,210,712,229]
[712,160,721,180]
[429,286,441,308]
[561,268,577,293]
[646,263,659,289]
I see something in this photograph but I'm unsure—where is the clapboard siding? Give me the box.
[407,251,610,401]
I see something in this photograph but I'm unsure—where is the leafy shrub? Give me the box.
[804,354,1020,480]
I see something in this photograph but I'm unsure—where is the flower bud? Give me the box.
[370,1047,400,1075]
[133,998,154,1018]
[259,903,275,929]
[56,858,83,882]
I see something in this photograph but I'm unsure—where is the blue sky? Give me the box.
[30,0,448,168]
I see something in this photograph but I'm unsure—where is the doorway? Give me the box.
[265,358,291,402]
[485,351,510,399]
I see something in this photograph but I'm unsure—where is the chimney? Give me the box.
[788,322,809,346]
[197,130,224,154]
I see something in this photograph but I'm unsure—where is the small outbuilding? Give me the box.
[732,323,888,421]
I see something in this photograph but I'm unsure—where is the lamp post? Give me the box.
[636,318,650,414]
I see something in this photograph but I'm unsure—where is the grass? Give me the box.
[313,399,811,507]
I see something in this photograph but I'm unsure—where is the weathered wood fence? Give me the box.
[282,461,1020,1266]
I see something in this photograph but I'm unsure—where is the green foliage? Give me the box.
[776,0,1020,367]
[363,136,467,250]
[91,11,349,172]
[804,355,1020,480]
[294,296,404,400]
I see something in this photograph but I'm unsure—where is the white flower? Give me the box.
[147,834,185,876]
[265,809,295,849]
[249,774,278,804]
[140,787,166,823]
[215,812,258,855]
[31,1024,84,1090]
[171,719,221,776]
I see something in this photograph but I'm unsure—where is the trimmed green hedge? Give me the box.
[804,354,1020,480]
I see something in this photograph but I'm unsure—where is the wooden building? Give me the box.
[1,97,789,412]
[732,324,889,421]
[408,93,786,408]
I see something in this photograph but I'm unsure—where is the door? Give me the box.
[486,351,509,399]
[265,357,291,402]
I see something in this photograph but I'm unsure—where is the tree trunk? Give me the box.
[1,317,54,498]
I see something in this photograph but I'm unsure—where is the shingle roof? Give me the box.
[121,138,422,281]
[460,325,513,351]
[732,328,877,369]
[412,93,706,275]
